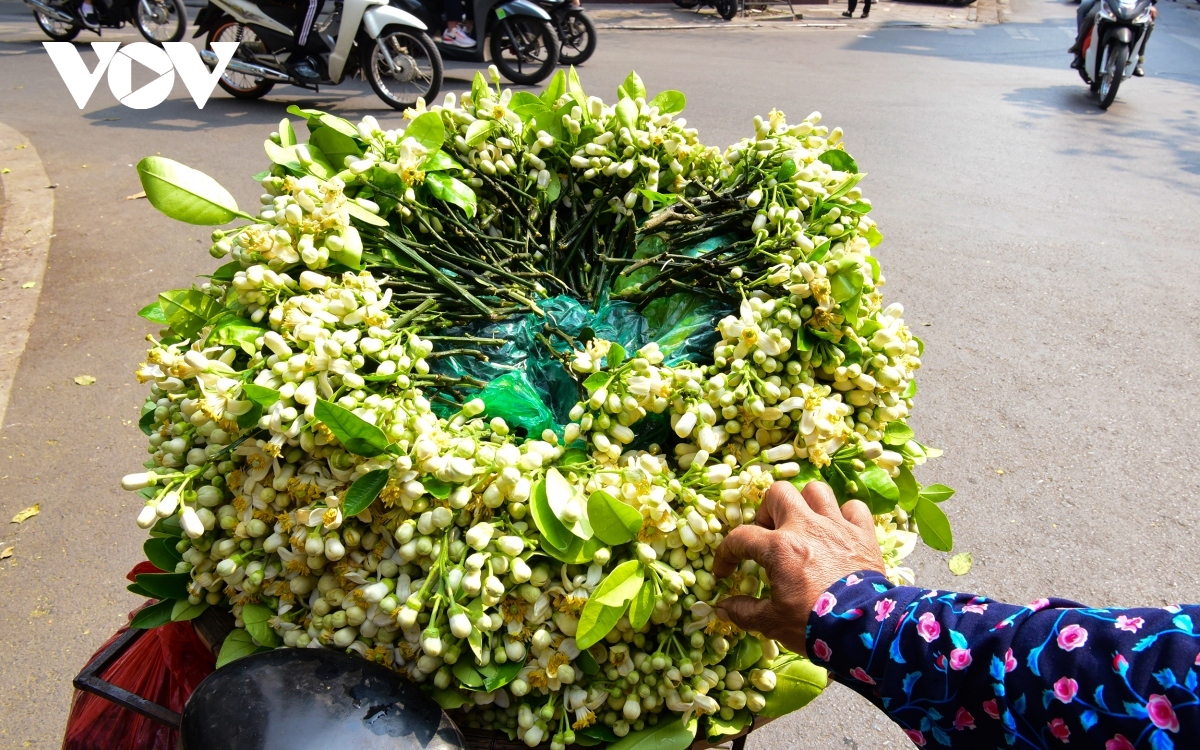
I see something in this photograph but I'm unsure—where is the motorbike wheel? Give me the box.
[135,0,186,43]
[207,21,275,100]
[672,0,701,7]
[715,0,738,20]
[1097,42,1127,109]
[489,17,558,85]
[33,9,80,40]
[556,8,596,66]
[361,28,443,111]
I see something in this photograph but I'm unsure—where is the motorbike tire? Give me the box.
[207,21,275,100]
[361,28,443,111]
[135,0,186,43]
[1097,42,1127,109]
[715,0,738,20]
[673,0,701,7]
[489,17,558,85]
[556,8,596,66]
[33,9,80,40]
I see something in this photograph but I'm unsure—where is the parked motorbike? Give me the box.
[536,0,595,65]
[192,0,442,109]
[393,0,558,84]
[25,0,186,43]
[672,0,737,21]
[1077,0,1153,108]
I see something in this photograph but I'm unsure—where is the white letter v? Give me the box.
[43,42,121,109]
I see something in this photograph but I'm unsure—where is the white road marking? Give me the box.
[0,122,55,434]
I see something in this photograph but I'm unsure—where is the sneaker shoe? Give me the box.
[288,57,321,83]
[841,10,853,16]
[442,27,475,48]
[1133,62,1144,76]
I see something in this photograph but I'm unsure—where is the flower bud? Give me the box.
[180,507,205,539]
[122,472,154,491]
[137,504,158,529]
[450,612,473,639]
[466,523,494,550]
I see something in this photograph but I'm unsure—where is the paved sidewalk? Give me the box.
[586,0,1008,29]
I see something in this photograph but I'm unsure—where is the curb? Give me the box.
[0,122,54,435]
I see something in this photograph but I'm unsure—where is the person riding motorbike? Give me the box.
[1069,0,1156,76]
[441,0,475,47]
[284,0,327,82]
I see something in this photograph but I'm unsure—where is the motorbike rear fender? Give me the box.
[496,0,552,22]
[362,4,427,37]
[192,4,228,38]
[389,0,435,29]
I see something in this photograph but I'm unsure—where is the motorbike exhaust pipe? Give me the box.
[200,49,292,83]
[25,0,74,23]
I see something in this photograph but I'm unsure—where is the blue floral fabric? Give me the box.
[804,571,1200,749]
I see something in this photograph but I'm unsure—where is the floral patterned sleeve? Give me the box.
[804,571,1200,750]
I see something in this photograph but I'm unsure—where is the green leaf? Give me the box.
[895,465,919,512]
[216,628,271,668]
[583,372,610,393]
[344,469,390,516]
[818,149,858,174]
[627,579,655,631]
[540,69,566,106]
[242,383,280,408]
[786,461,824,494]
[158,289,227,339]
[241,602,281,647]
[131,599,175,629]
[884,421,915,446]
[725,635,763,673]
[576,597,627,650]
[464,118,497,147]
[618,71,647,101]
[472,71,491,109]
[403,111,445,152]
[143,537,183,572]
[567,66,588,110]
[914,496,953,552]
[828,172,865,201]
[432,689,471,710]
[452,660,486,688]
[237,401,263,431]
[577,648,600,675]
[127,582,154,598]
[171,599,209,622]
[530,478,572,551]
[467,626,484,661]
[309,126,362,169]
[544,467,593,541]
[138,406,157,436]
[587,490,642,546]
[540,535,605,565]
[948,551,973,576]
[607,343,626,369]
[135,572,190,600]
[608,714,696,750]
[648,90,686,115]
[591,560,644,607]
[346,200,389,227]
[138,301,168,324]
[830,267,864,304]
[857,464,900,514]
[484,658,525,692]
[420,150,461,173]
[707,709,751,740]
[314,399,390,457]
[919,484,956,503]
[615,97,638,131]
[150,514,182,539]
[209,317,264,354]
[509,91,545,120]
[776,159,797,182]
[901,379,917,399]
[865,224,884,248]
[425,172,478,219]
[758,656,828,718]
[137,156,242,226]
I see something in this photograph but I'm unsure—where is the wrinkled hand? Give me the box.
[713,481,885,655]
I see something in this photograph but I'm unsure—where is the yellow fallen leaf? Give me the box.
[1,168,10,174]
[11,505,39,523]
[20,281,35,289]
[125,191,147,201]
[948,551,973,576]
[15,144,26,150]
[0,546,12,559]
[74,375,96,386]
[996,468,1005,475]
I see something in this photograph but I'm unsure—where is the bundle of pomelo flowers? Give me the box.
[121,68,953,749]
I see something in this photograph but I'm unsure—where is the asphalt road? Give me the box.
[1,0,1199,747]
